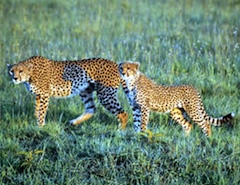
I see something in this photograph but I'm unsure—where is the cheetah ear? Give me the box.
[134,62,140,70]
[29,62,33,69]
[25,62,33,69]
[7,64,12,70]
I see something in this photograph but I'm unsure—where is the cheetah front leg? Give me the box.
[35,95,41,118]
[132,103,150,132]
[36,95,50,126]
[170,108,193,136]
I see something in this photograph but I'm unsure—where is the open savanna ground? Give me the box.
[0,0,239,184]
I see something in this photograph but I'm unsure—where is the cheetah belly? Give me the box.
[62,64,95,97]
[50,81,72,98]
[70,81,92,96]
[148,101,171,113]
[147,94,183,114]
[50,80,92,98]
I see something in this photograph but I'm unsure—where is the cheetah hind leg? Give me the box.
[69,89,95,126]
[69,113,94,126]
[96,85,128,130]
[170,108,193,136]
[117,112,128,130]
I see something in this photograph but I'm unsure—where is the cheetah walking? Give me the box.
[7,56,128,128]
[118,61,234,136]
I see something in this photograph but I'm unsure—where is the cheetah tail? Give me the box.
[120,78,129,95]
[209,112,235,126]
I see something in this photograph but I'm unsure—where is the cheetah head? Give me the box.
[7,62,33,84]
[118,61,140,81]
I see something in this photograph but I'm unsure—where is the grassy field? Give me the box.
[0,0,239,184]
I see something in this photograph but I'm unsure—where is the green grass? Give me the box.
[0,0,239,184]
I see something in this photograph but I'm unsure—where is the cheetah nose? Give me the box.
[13,77,18,81]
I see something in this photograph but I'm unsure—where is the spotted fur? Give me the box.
[118,61,234,136]
[7,56,128,128]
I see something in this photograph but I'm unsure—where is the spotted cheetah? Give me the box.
[118,61,234,136]
[7,56,128,128]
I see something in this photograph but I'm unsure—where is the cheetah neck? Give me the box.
[125,73,140,91]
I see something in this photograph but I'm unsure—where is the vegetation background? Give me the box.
[0,0,239,184]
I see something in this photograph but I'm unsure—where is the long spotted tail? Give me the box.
[209,112,235,126]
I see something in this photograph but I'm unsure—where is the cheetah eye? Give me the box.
[19,70,23,73]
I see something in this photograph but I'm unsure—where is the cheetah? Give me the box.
[7,56,128,128]
[118,61,234,136]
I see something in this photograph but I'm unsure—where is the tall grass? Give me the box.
[0,0,239,184]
